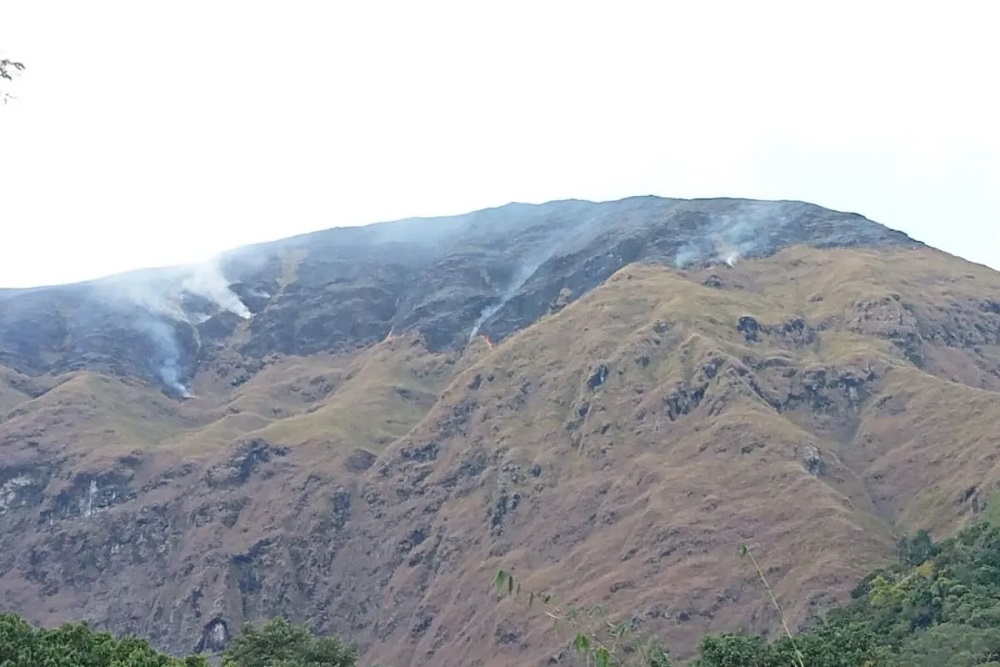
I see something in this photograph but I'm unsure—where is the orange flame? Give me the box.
[482,335,494,350]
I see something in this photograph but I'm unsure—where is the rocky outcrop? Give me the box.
[737,315,817,348]
[204,439,290,489]
[849,295,924,365]
[0,465,48,516]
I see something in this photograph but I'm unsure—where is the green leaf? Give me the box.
[493,569,508,594]
[610,621,630,639]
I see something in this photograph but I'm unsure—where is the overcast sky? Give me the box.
[1,1,997,288]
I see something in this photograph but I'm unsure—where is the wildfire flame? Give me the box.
[482,335,494,350]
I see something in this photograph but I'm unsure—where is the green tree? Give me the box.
[220,617,357,667]
[692,633,770,667]
[0,612,209,666]
[897,529,937,567]
[898,623,1000,667]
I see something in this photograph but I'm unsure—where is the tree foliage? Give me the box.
[221,617,357,667]
[0,613,356,667]
[0,613,207,667]
[0,55,25,104]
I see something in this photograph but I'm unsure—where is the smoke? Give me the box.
[673,244,707,270]
[137,317,191,397]
[715,236,741,267]
[464,206,619,342]
[97,257,252,396]
[468,247,559,341]
[110,260,251,321]
[180,263,252,319]
[674,202,793,269]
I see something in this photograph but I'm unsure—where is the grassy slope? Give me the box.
[365,245,1000,665]
[0,367,35,418]
[1,244,999,665]
[0,336,463,466]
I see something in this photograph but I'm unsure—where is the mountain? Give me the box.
[1,196,999,666]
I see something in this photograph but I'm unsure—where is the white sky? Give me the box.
[1,1,997,288]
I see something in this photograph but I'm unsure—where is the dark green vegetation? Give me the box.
[0,615,355,667]
[0,613,206,666]
[498,513,1000,666]
[220,617,357,667]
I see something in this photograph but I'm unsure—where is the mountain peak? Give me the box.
[0,196,921,395]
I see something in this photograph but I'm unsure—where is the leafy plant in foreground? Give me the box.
[737,542,805,667]
[493,569,671,666]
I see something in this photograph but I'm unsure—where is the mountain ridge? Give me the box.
[0,196,921,392]
[2,196,999,666]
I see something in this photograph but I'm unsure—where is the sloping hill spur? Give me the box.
[1,197,998,665]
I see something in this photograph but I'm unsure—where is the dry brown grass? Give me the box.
[1,245,999,665]
[361,245,1000,665]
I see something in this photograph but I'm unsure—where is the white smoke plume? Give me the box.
[713,235,741,267]
[109,259,251,323]
[469,247,560,341]
[97,256,252,396]
[136,317,192,398]
[674,202,793,269]
[673,244,707,270]
[181,262,252,319]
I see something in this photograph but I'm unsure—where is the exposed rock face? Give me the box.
[4,196,1000,667]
